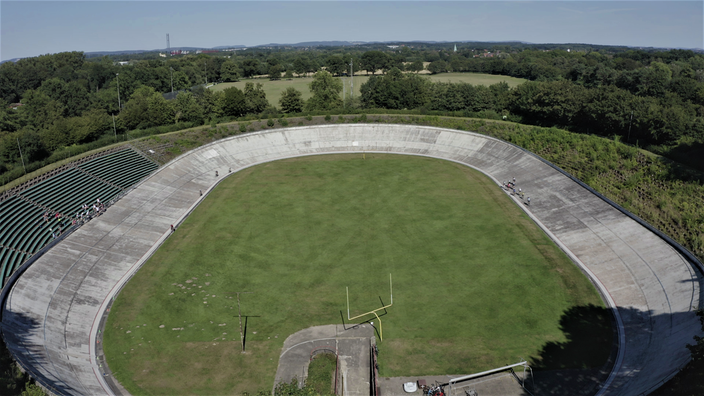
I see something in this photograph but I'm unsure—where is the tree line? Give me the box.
[1,45,703,185]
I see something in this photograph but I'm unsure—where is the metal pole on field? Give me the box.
[226,291,253,352]
[17,137,26,174]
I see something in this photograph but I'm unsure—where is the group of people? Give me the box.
[38,198,107,240]
[77,198,106,222]
[41,211,67,239]
[502,177,530,206]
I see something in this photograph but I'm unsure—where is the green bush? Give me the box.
[239,124,247,133]
[267,119,275,127]
[324,114,331,122]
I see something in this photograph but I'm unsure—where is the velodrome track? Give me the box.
[2,124,702,396]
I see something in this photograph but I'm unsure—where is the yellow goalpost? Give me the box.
[346,274,393,341]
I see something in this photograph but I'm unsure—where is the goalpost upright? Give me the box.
[346,274,393,341]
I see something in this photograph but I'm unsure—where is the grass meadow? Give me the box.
[103,154,605,395]
[210,72,526,107]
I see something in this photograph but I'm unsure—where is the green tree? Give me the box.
[7,129,48,163]
[222,87,247,118]
[244,83,268,114]
[293,56,311,77]
[0,100,22,133]
[120,86,174,130]
[20,382,45,396]
[172,70,191,91]
[220,61,240,82]
[279,87,304,113]
[268,64,284,81]
[325,55,347,76]
[174,92,204,124]
[306,71,342,111]
[408,60,424,73]
[192,86,223,118]
[71,109,111,144]
[360,68,431,110]
[360,51,389,75]
[241,59,260,78]
[639,61,672,98]
[0,61,22,103]
[38,79,90,118]
[427,60,448,74]
[41,118,73,150]
[19,89,66,130]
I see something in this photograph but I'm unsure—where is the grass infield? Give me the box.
[104,154,605,395]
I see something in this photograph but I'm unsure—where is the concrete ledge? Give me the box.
[2,124,701,396]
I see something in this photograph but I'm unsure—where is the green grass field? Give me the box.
[104,154,605,395]
[210,72,526,107]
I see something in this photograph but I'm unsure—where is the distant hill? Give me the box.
[4,40,702,62]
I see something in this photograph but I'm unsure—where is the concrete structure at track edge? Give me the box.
[1,124,702,396]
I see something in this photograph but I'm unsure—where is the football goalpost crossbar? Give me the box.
[346,274,393,341]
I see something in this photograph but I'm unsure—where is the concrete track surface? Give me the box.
[2,124,701,396]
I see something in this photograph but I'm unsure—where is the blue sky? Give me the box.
[1,1,702,61]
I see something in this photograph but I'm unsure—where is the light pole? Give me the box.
[112,114,117,142]
[170,67,174,93]
[350,59,354,98]
[116,73,121,112]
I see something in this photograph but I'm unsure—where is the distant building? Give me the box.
[454,44,457,52]
[8,103,23,110]
[117,61,129,66]
[159,53,167,58]
[387,45,399,49]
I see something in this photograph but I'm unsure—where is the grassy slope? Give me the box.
[103,154,604,395]
[210,72,526,106]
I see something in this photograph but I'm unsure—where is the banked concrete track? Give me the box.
[2,124,702,396]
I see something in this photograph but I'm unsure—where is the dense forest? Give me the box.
[1,43,703,185]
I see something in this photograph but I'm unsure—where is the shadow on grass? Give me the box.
[241,315,261,352]
[515,305,704,396]
[531,304,614,371]
[521,304,617,396]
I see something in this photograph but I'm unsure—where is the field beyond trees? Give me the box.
[103,154,608,395]
[210,72,527,106]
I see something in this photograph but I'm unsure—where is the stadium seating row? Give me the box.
[0,147,158,287]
